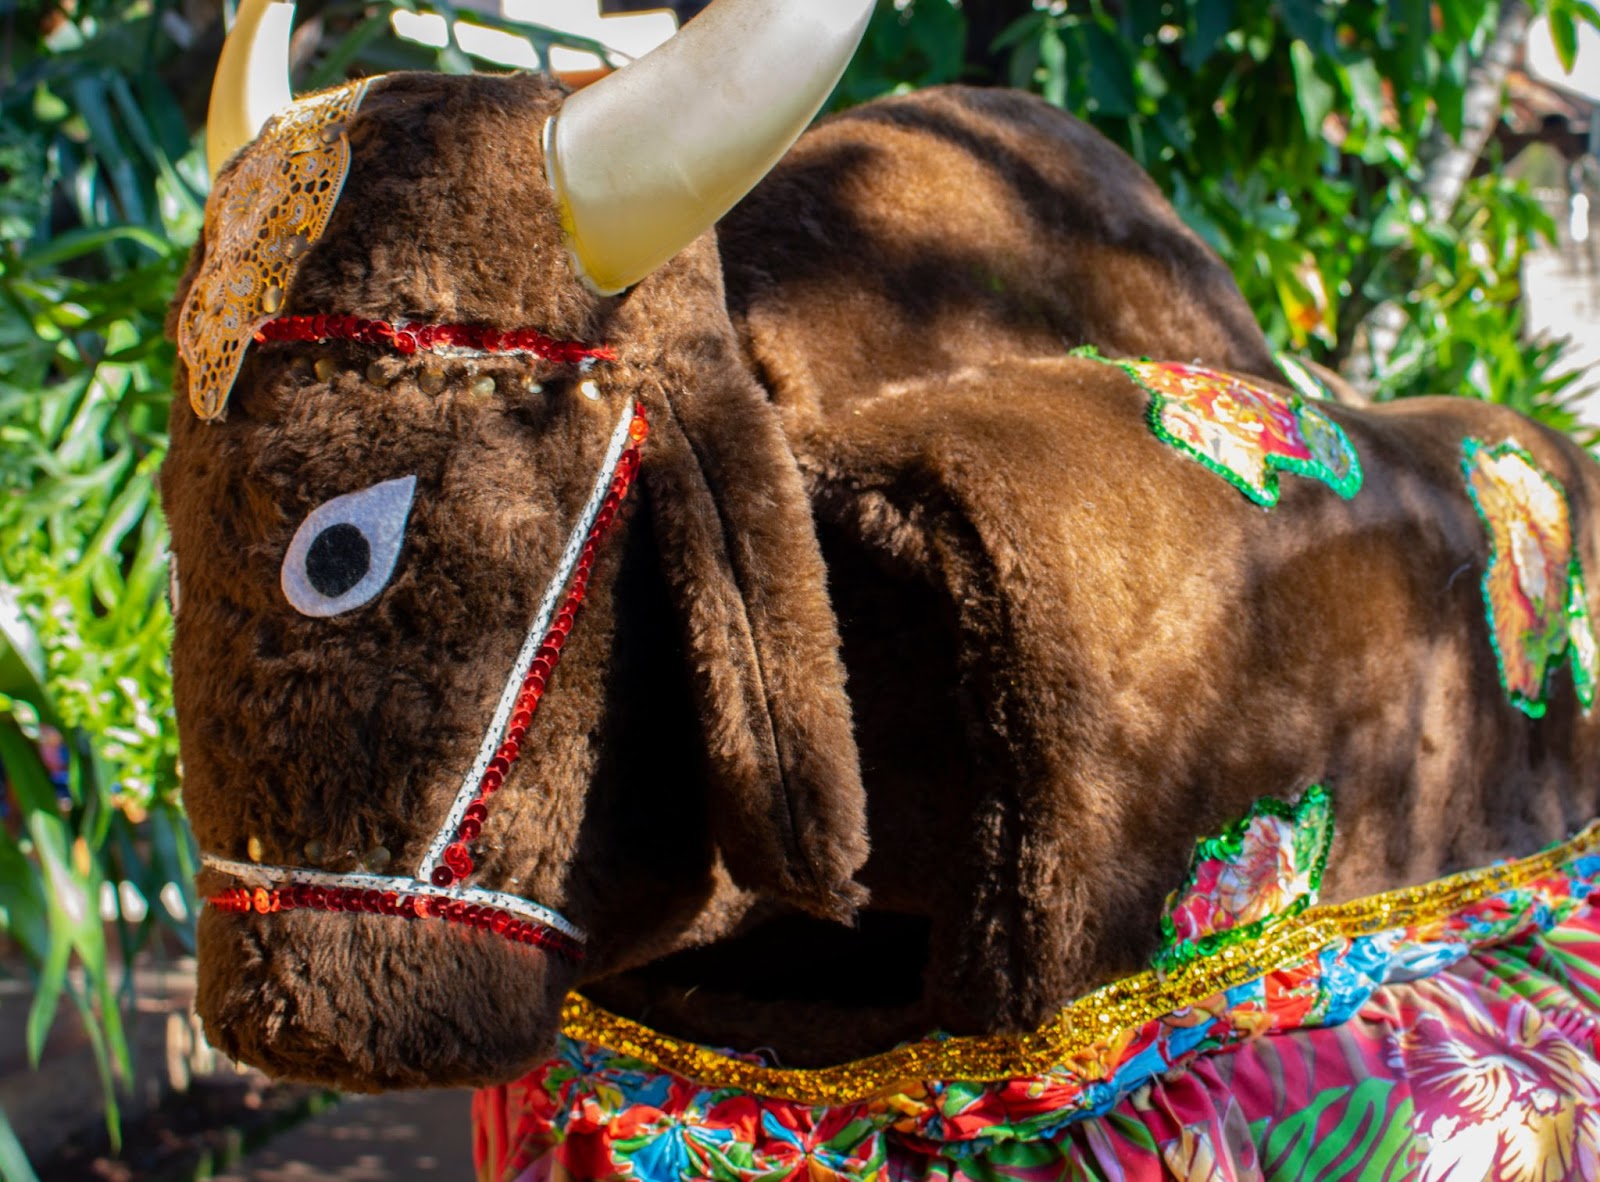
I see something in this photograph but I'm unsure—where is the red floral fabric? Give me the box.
[476,905,1600,1181]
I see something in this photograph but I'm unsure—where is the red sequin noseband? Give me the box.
[202,330,648,963]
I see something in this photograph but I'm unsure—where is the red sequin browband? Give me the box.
[253,315,618,366]
[203,334,646,963]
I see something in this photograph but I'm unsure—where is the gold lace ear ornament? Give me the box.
[178,79,372,421]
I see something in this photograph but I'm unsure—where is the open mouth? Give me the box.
[200,364,650,967]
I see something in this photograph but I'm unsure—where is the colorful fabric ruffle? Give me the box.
[475,803,1600,1182]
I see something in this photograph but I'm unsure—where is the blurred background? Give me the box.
[2,0,1598,1176]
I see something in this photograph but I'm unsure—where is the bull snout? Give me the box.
[197,901,575,1090]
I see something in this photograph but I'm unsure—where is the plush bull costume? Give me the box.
[168,0,1600,1177]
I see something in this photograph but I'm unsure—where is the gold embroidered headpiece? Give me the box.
[178,79,372,421]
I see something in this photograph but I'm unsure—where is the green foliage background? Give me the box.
[0,0,1596,1172]
[857,0,1598,425]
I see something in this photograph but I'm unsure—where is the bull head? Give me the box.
[165,0,874,1089]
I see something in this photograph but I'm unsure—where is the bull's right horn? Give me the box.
[544,0,875,296]
[206,0,296,178]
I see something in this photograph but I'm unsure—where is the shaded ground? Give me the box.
[36,1077,337,1182]
[208,1089,476,1182]
[32,1077,477,1181]
[6,952,479,1181]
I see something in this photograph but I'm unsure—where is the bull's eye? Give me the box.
[281,476,417,617]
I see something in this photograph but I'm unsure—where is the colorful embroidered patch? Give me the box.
[1158,784,1333,969]
[1462,437,1599,718]
[1083,353,1364,508]
[178,79,372,420]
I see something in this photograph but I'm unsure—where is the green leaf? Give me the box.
[1550,7,1580,73]
[1279,0,1332,50]
[0,1106,42,1182]
[1039,24,1068,108]
[1289,40,1335,140]
[1185,0,1236,69]
[0,838,51,964]
[990,11,1048,55]
[22,813,77,1067]
[302,11,400,89]
[67,75,149,229]
[1083,24,1139,117]
[1341,58,1387,133]
[1120,0,1166,43]
[1433,41,1468,142]
[20,225,168,270]
[0,583,49,707]
[0,717,59,817]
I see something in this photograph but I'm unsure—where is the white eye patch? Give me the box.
[281,476,417,618]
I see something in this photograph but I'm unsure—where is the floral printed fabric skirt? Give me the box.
[476,796,1600,1182]
[476,904,1600,1182]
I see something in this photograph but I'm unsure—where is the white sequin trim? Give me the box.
[201,855,584,942]
[415,399,636,877]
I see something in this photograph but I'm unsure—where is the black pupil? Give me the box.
[305,523,372,598]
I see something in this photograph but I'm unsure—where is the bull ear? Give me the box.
[614,260,869,923]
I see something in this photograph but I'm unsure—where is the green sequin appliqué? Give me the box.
[1463,437,1599,718]
[1156,785,1334,971]
[1077,350,1364,508]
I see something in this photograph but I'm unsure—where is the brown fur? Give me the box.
[165,73,1600,1086]
[719,86,1283,416]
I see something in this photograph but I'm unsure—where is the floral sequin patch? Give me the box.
[178,79,372,421]
[1158,784,1334,969]
[1092,354,1363,508]
[1463,437,1599,718]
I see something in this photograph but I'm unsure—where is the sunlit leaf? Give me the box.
[1289,40,1335,140]
[1550,6,1580,73]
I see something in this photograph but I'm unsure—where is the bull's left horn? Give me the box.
[544,0,874,296]
[206,0,296,178]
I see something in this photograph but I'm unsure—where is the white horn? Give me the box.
[206,0,296,179]
[544,0,875,296]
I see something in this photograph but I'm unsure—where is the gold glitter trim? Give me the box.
[561,823,1600,1105]
[178,80,372,421]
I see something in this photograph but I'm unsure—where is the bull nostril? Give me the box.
[363,845,392,872]
[303,839,325,864]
